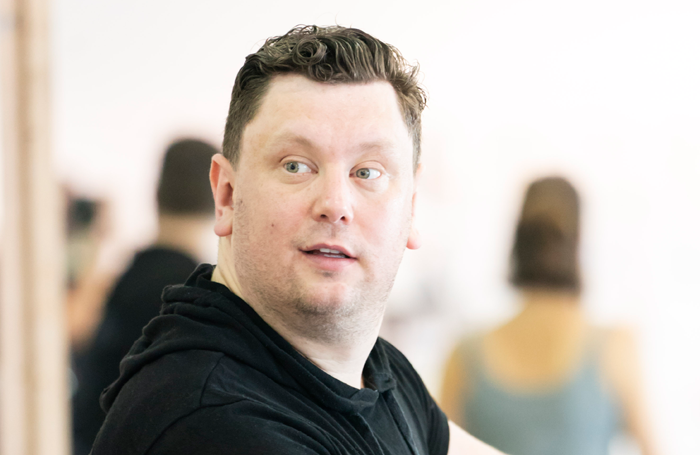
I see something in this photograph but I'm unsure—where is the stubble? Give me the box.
[230,196,407,346]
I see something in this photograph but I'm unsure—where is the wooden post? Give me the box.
[0,0,71,453]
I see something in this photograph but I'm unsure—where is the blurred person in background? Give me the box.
[65,196,104,291]
[71,138,218,455]
[64,194,125,352]
[440,177,657,455]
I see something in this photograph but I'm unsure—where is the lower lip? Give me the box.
[301,251,357,272]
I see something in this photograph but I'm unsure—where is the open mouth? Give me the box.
[304,248,351,259]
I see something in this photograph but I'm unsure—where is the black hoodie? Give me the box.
[91,264,449,455]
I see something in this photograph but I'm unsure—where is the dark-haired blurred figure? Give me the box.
[72,139,218,455]
[441,177,657,455]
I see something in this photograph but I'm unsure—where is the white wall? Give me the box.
[50,1,700,453]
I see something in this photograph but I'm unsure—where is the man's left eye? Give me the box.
[355,168,381,180]
[284,161,312,174]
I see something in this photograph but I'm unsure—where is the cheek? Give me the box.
[244,185,305,245]
[362,193,413,244]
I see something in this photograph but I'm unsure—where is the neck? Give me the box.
[275,322,380,389]
[511,288,585,334]
[212,242,380,389]
[521,287,581,308]
[155,213,213,262]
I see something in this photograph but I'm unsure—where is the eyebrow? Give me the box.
[266,132,316,150]
[267,131,397,154]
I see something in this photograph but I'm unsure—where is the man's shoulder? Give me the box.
[376,337,424,386]
[146,399,333,455]
[92,349,230,455]
[376,337,450,455]
[93,349,331,455]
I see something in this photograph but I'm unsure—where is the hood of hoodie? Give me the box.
[100,264,398,416]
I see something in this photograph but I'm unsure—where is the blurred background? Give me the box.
[1,0,699,454]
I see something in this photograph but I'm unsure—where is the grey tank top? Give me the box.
[461,335,620,455]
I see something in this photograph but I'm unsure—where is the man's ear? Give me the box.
[210,154,235,237]
[406,164,422,250]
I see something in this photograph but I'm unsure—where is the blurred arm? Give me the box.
[67,270,117,350]
[604,328,659,455]
[67,237,127,351]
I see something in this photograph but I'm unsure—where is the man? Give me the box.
[92,26,502,455]
[73,139,217,454]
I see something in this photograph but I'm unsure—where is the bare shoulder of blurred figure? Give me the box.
[441,177,658,455]
[72,139,217,455]
[602,325,659,455]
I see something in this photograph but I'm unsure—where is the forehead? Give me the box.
[239,74,412,161]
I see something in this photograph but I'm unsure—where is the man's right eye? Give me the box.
[284,161,311,174]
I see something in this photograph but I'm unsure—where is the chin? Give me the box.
[294,283,359,316]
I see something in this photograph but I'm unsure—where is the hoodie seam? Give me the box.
[198,352,226,407]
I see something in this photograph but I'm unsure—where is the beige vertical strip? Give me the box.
[0,0,27,453]
[1,0,70,453]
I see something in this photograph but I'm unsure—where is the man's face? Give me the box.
[213,74,420,335]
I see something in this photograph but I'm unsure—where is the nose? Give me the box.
[311,169,354,224]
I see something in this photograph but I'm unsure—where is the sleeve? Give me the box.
[147,404,333,455]
[381,340,450,455]
[424,390,450,455]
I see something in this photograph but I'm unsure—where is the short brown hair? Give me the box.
[510,177,581,292]
[157,139,218,216]
[222,25,426,169]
